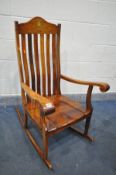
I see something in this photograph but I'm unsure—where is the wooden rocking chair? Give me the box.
[15,17,110,169]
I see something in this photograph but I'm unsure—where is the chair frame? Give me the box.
[15,17,110,169]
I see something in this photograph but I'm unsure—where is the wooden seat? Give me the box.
[26,95,84,133]
[15,17,110,169]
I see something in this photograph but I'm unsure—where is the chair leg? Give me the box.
[15,107,52,169]
[84,115,91,136]
[43,131,48,159]
[24,112,28,128]
[84,114,94,141]
[70,114,94,142]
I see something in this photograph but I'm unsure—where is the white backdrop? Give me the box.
[0,0,116,95]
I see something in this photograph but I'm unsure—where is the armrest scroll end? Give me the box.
[42,103,55,115]
[99,83,110,92]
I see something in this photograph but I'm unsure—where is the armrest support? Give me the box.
[61,74,110,92]
[61,74,110,114]
[21,83,55,115]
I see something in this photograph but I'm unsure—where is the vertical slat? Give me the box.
[52,34,57,95]
[21,34,30,86]
[28,34,35,90]
[57,24,61,94]
[40,34,46,96]
[34,34,41,94]
[46,34,51,96]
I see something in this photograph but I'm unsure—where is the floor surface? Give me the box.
[0,101,116,175]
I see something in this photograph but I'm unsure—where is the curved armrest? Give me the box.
[21,83,55,115]
[61,74,110,92]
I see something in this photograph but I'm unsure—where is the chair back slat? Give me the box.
[28,34,35,91]
[52,34,58,94]
[57,24,61,94]
[46,34,51,96]
[15,17,61,97]
[40,34,46,96]
[34,34,41,94]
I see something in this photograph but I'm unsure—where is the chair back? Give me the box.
[15,17,61,96]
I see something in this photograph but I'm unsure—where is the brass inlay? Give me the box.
[37,22,41,27]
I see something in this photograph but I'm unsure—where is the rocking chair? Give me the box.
[15,17,110,169]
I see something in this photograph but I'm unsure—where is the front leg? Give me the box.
[70,85,94,142]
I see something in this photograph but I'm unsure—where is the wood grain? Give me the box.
[40,34,46,96]
[46,34,51,96]
[28,34,35,90]
[15,17,110,169]
[34,34,41,93]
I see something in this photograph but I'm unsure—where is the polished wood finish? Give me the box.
[46,34,51,96]
[16,108,52,168]
[15,17,110,169]
[21,82,55,115]
[61,74,110,92]
[34,34,41,93]
[28,34,35,91]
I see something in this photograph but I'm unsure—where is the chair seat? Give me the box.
[25,95,85,133]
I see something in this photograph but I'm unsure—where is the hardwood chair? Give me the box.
[15,17,110,169]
